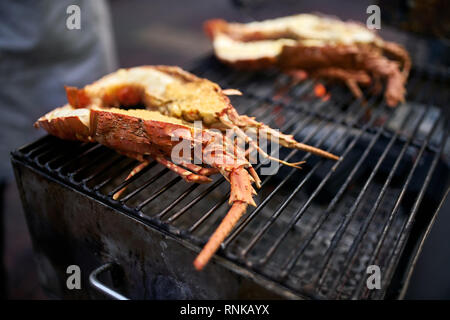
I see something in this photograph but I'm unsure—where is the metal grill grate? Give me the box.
[12,57,449,299]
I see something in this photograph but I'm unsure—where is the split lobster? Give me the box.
[65,66,339,162]
[204,14,411,107]
[35,65,339,270]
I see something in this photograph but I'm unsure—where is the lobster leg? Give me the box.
[222,88,243,96]
[253,121,339,160]
[288,68,370,101]
[379,41,411,78]
[370,74,383,95]
[222,110,339,161]
[220,115,305,169]
[194,201,248,270]
[113,160,151,200]
[311,67,370,101]
[345,78,364,101]
[363,54,406,107]
[194,167,255,270]
[312,68,371,87]
[179,161,219,176]
[155,156,212,183]
[248,166,261,189]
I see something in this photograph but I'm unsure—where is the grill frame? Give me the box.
[12,57,450,299]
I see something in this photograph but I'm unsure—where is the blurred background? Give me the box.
[1,0,449,299]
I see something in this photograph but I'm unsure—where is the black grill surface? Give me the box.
[12,57,449,299]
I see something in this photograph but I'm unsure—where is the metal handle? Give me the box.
[89,263,129,300]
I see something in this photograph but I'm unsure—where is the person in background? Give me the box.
[0,0,117,298]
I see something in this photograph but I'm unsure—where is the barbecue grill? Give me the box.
[11,50,449,299]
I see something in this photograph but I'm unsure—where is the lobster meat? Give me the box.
[204,14,411,107]
[36,65,339,270]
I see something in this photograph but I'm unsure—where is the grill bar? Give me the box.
[328,79,439,298]
[253,104,389,268]
[156,184,199,219]
[120,167,169,203]
[354,78,446,299]
[57,144,103,173]
[299,108,417,285]
[166,178,225,223]
[373,128,446,299]
[136,176,183,211]
[107,161,156,197]
[354,115,442,298]
[81,155,124,184]
[236,97,370,260]
[315,76,431,288]
[47,143,94,169]
[93,160,138,191]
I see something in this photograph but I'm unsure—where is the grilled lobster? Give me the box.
[36,105,261,270]
[65,66,339,163]
[204,14,411,107]
[36,65,339,270]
